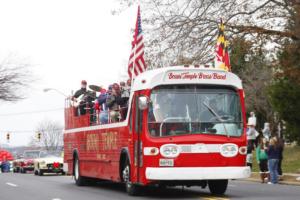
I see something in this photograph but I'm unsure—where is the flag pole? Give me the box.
[130,5,139,84]
[131,45,136,84]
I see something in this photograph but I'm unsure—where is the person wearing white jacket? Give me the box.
[262,122,271,140]
[247,120,257,152]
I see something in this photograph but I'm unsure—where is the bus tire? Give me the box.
[208,179,228,195]
[74,156,87,186]
[122,158,140,196]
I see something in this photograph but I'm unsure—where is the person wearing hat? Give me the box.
[95,88,109,124]
[106,83,122,122]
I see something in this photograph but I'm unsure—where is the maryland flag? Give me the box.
[214,20,231,71]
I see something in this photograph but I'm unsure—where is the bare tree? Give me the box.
[32,119,63,151]
[115,0,299,67]
[0,54,32,102]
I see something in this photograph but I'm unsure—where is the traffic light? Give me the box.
[37,132,41,141]
[6,133,10,142]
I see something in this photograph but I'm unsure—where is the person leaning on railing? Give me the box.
[106,83,123,123]
[95,88,109,124]
[119,80,131,119]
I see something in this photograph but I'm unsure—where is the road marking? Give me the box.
[202,197,230,200]
[6,182,18,187]
[52,198,62,200]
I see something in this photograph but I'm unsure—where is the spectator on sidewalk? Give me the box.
[277,137,285,178]
[249,111,260,147]
[256,137,270,183]
[262,122,271,141]
[247,120,257,152]
[266,137,280,184]
[246,151,253,169]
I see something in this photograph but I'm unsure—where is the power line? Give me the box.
[0,107,64,117]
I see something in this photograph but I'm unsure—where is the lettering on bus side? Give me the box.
[102,132,118,150]
[86,133,99,151]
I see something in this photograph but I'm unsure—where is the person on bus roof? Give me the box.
[95,88,109,124]
[73,80,87,95]
[106,83,122,122]
[72,80,88,115]
[119,79,131,119]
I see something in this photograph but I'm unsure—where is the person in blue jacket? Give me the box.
[266,137,280,184]
[96,87,110,124]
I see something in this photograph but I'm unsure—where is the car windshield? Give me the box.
[24,151,40,159]
[39,151,62,158]
[148,85,243,137]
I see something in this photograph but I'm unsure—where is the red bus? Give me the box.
[63,66,250,195]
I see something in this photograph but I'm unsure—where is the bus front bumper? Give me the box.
[145,166,251,180]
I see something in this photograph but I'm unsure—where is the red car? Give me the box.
[13,150,41,173]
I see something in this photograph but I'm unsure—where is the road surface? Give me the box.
[0,172,299,200]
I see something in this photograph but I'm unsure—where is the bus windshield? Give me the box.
[148,85,243,137]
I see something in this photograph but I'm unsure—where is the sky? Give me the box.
[0,0,137,146]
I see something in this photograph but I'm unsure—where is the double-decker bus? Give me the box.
[63,65,251,196]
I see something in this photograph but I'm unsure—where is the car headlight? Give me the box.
[160,144,180,158]
[220,143,238,157]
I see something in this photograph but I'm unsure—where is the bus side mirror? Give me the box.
[138,96,149,110]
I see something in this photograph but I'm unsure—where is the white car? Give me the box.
[33,152,65,176]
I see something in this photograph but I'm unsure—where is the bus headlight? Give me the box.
[160,144,180,158]
[220,143,238,157]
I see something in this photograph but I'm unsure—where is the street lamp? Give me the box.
[43,88,68,97]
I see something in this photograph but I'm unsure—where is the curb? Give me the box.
[245,178,300,186]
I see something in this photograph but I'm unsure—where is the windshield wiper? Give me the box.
[203,102,229,137]
[185,104,192,133]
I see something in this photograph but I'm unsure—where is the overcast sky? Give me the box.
[0,0,137,146]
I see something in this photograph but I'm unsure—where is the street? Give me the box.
[0,173,299,200]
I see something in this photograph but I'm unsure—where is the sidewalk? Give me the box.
[245,172,300,186]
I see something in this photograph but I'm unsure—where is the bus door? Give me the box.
[130,91,144,183]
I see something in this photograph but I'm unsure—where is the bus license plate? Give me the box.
[159,159,174,167]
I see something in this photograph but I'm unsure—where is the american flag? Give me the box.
[128,6,147,79]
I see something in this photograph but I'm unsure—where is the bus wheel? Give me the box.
[74,156,87,186]
[208,179,228,195]
[122,159,140,196]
